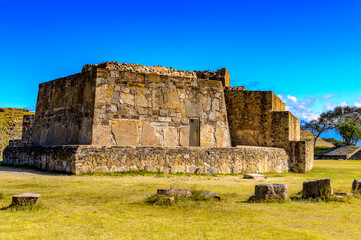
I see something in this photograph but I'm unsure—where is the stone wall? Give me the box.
[3,145,289,174]
[32,71,96,145]
[90,62,231,147]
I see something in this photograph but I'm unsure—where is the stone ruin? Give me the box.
[3,62,313,174]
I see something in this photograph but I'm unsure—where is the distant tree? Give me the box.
[303,117,333,148]
[322,106,361,127]
[335,118,361,146]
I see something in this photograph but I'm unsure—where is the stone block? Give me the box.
[219,164,231,174]
[352,179,361,193]
[164,127,178,147]
[180,126,190,146]
[255,184,288,200]
[201,191,221,201]
[141,122,162,146]
[157,188,192,197]
[111,120,140,146]
[303,178,333,198]
[12,193,41,206]
[187,165,198,174]
[243,173,266,180]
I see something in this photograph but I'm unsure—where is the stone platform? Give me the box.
[3,145,299,174]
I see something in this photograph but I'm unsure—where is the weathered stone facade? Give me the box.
[3,62,313,174]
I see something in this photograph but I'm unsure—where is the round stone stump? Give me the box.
[12,193,41,206]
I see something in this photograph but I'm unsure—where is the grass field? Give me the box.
[1,160,361,239]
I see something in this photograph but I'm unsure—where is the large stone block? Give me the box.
[254,184,288,200]
[141,122,163,146]
[111,120,140,146]
[12,193,41,206]
[303,178,333,198]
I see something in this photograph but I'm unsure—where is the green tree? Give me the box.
[336,118,361,146]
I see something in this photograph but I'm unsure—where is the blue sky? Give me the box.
[1,0,360,124]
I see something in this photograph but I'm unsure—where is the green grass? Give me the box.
[314,146,332,155]
[1,160,361,239]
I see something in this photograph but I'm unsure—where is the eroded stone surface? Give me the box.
[201,191,221,201]
[303,178,333,198]
[157,188,192,197]
[254,184,288,200]
[12,193,41,206]
[352,179,361,193]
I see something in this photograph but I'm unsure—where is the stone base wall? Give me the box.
[3,145,290,174]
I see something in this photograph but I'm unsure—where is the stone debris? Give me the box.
[334,192,353,199]
[157,188,192,198]
[254,184,288,200]
[352,179,361,193]
[201,191,221,201]
[243,173,266,180]
[303,178,333,198]
[12,193,41,206]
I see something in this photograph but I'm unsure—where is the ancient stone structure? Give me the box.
[3,62,313,174]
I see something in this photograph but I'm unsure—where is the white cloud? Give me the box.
[355,102,361,108]
[287,95,297,102]
[322,94,338,100]
[278,94,319,122]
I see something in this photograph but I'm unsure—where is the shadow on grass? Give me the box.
[0,162,70,176]
[0,203,46,212]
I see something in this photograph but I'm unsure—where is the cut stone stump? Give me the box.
[157,188,192,197]
[243,173,266,180]
[254,184,288,200]
[303,178,333,198]
[12,193,41,206]
[352,179,361,193]
[201,191,221,201]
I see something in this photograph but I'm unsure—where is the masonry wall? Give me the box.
[90,64,231,148]
[3,145,289,174]
[32,71,96,145]
[224,88,300,148]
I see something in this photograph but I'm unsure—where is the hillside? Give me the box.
[300,129,335,147]
[0,108,34,159]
